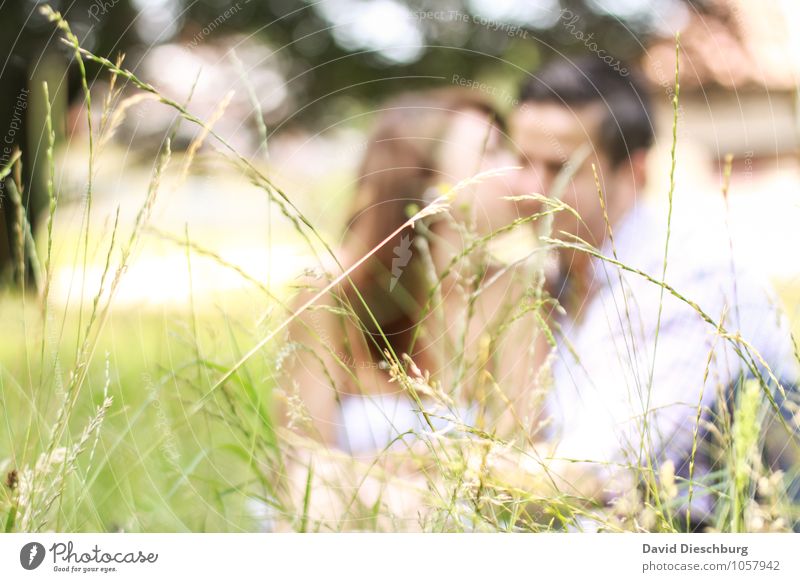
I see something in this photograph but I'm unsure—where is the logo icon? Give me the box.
[390,234,413,292]
[20,542,46,570]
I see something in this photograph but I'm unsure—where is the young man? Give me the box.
[509,56,799,526]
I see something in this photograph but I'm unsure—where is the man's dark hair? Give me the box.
[519,56,654,166]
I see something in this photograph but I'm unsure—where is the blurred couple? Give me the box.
[285,56,799,527]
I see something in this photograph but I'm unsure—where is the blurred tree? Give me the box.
[0,0,139,285]
[0,0,710,284]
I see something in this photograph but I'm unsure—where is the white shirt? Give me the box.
[547,198,799,518]
[337,394,476,457]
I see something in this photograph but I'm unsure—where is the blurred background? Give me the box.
[1,0,799,531]
[1,0,798,309]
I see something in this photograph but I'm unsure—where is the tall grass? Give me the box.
[0,7,797,533]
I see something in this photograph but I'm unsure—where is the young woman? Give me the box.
[285,89,547,455]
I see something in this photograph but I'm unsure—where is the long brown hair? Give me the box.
[340,88,505,367]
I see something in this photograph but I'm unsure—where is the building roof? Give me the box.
[642,0,800,91]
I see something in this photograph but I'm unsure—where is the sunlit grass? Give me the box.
[0,6,797,533]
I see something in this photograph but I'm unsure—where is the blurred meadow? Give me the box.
[1,0,799,532]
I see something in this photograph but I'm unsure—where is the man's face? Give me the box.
[510,101,615,246]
